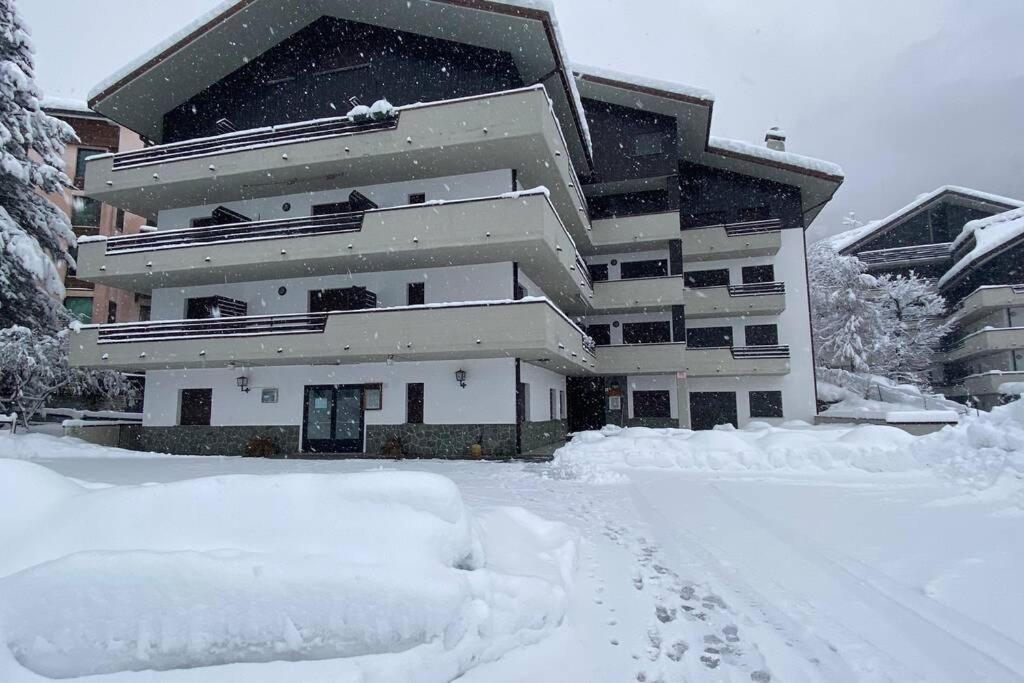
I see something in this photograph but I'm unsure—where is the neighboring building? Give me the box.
[833,186,1024,409]
[42,99,149,324]
[69,0,842,456]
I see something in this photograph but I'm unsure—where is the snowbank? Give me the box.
[0,464,575,681]
[554,422,918,483]
[0,431,167,459]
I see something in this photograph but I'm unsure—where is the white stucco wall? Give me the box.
[150,262,515,320]
[156,170,515,228]
[143,358,517,428]
[520,361,567,422]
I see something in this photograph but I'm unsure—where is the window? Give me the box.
[71,196,102,227]
[586,324,611,346]
[685,269,730,288]
[559,391,566,421]
[745,324,779,347]
[139,305,152,322]
[312,201,351,216]
[106,301,117,324]
[179,389,213,426]
[623,321,672,345]
[620,259,669,280]
[64,296,92,323]
[588,264,609,282]
[738,206,771,222]
[407,282,425,306]
[190,206,249,228]
[550,388,557,420]
[186,296,248,319]
[408,193,426,205]
[633,391,671,418]
[261,388,279,404]
[742,265,775,284]
[632,133,664,157]
[407,383,425,424]
[363,384,383,411]
[514,282,528,300]
[749,391,784,418]
[74,148,103,188]
[309,287,377,313]
[686,326,732,348]
[114,209,126,234]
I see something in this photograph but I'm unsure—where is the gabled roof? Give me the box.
[940,207,1024,290]
[87,0,593,171]
[831,186,1024,254]
[574,64,843,226]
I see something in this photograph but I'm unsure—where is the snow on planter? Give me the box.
[0,465,576,680]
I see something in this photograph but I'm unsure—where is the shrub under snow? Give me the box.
[0,464,576,680]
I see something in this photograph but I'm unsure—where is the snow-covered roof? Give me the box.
[707,136,844,180]
[572,63,715,104]
[830,186,1024,254]
[940,207,1024,289]
[87,0,593,169]
[40,97,92,114]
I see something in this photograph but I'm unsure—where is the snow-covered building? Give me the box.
[833,186,1024,409]
[41,99,150,324]
[68,0,843,456]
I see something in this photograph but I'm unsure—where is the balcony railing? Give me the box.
[111,116,400,171]
[682,216,783,235]
[97,312,329,344]
[858,242,953,266]
[102,211,366,254]
[731,345,791,359]
[728,282,786,297]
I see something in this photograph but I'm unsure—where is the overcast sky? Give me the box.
[22,0,1024,238]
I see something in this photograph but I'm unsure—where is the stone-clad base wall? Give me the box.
[365,424,516,459]
[626,417,680,429]
[520,419,567,453]
[120,425,299,456]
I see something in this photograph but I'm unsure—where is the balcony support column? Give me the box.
[676,377,691,429]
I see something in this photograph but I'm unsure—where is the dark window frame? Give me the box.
[588,263,610,282]
[742,265,776,284]
[684,269,731,288]
[74,148,105,189]
[408,192,427,205]
[71,195,103,228]
[633,390,672,418]
[407,383,425,424]
[620,259,669,280]
[407,282,425,306]
[363,384,383,411]
[586,324,612,346]
[179,388,213,426]
[686,326,733,348]
[749,391,784,418]
[106,301,117,324]
[622,321,672,345]
[745,324,779,347]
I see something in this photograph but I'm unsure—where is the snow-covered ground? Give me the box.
[3,407,1024,681]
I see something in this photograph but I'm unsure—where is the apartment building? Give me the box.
[42,99,149,324]
[69,0,842,456]
[834,186,1024,409]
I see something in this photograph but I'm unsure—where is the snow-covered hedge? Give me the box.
[0,465,576,680]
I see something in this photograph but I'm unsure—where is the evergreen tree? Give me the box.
[0,0,77,332]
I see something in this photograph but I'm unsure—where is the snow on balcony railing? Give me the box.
[730,345,791,359]
[727,282,786,297]
[102,211,366,254]
[111,116,400,170]
[681,217,783,235]
[857,242,953,266]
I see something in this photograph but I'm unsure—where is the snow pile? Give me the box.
[0,463,575,680]
[0,431,163,459]
[554,422,918,482]
[913,399,1024,506]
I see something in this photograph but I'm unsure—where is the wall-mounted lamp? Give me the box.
[236,375,251,393]
[455,369,468,389]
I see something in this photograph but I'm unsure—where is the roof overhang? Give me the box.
[88,0,593,172]
[573,65,842,227]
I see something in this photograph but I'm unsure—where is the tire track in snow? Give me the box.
[708,482,1024,682]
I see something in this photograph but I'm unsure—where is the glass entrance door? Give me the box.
[302,385,365,453]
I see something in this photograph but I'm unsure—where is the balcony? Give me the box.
[83,86,591,246]
[591,276,685,313]
[945,327,1024,362]
[590,211,679,253]
[74,193,593,314]
[681,219,783,262]
[939,371,1024,399]
[684,283,786,319]
[70,299,597,374]
[858,243,953,271]
[597,343,686,375]
[950,285,1024,325]
[686,346,791,377]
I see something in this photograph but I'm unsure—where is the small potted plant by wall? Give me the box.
[468,435,484,460]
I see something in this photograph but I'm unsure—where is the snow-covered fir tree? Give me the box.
[808,242,886,373]
[0,0,77,332]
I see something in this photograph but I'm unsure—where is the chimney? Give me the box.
[765,127,787,152]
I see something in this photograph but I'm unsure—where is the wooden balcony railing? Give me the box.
[103,211,366,254]
[111,115,400,171]
[728,282,786,297]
